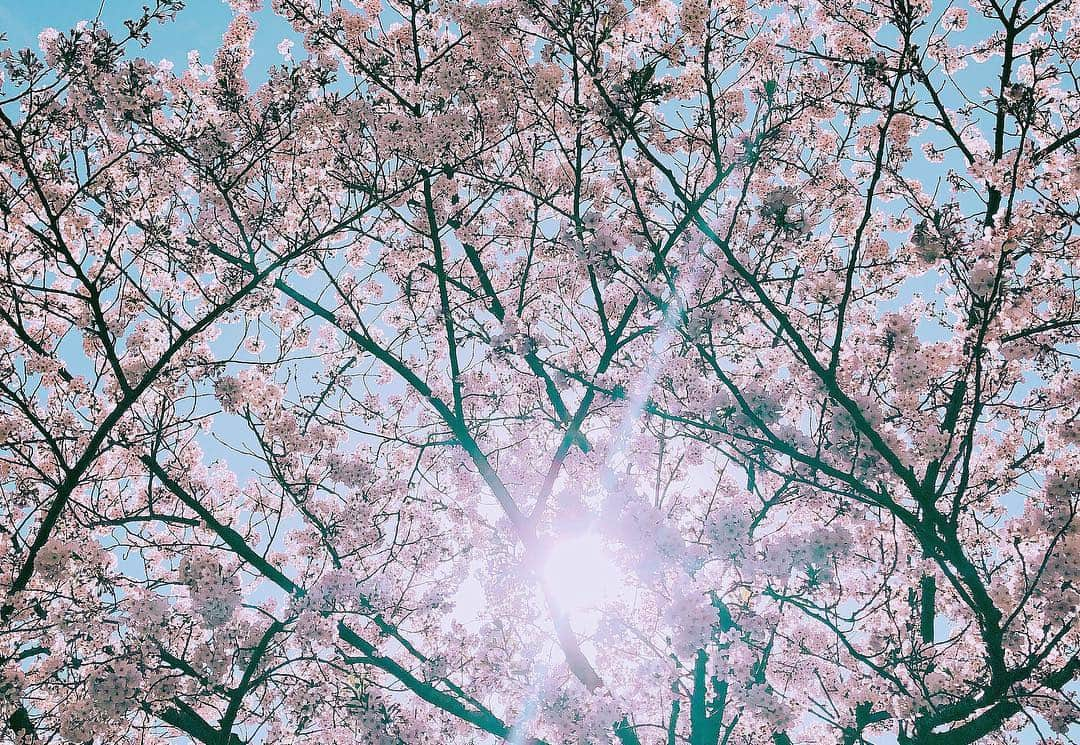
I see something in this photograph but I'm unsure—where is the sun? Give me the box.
[541,532,625,622]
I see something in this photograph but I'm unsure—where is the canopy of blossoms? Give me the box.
[0,0,1078,742]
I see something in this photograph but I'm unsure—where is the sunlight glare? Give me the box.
[542,532,623,619]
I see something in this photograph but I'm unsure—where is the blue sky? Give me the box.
[0,0,293,81]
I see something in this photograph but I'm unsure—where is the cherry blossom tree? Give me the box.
[1,0,1079,742]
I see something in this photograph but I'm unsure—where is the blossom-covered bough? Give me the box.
[1,0,1078,741]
